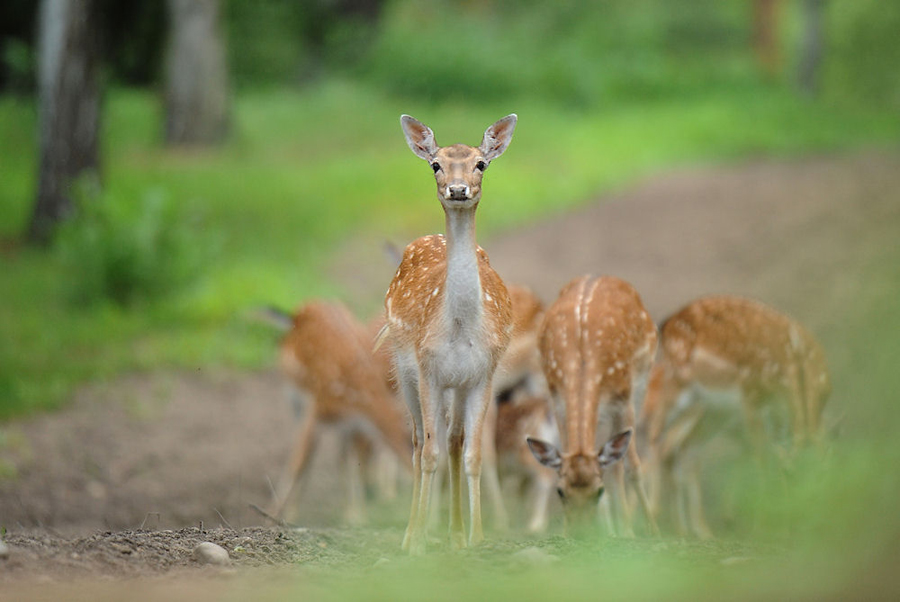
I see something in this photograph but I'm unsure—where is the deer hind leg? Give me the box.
[272,401,319,519]
[397,362,423,552]
[463,379,493,546]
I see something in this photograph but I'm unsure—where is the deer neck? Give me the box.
[442,206,482,335]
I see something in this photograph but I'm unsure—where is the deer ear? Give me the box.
[527,437,562,469]
[479,114,517,162]
[598,428,632,467]
[400,115,438,161]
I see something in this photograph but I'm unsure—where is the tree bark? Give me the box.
[797,0,826,97]
[164,0,229,146]
[752,0,782,79]
[28,0,101,245]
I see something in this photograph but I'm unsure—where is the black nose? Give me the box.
[448,185,469,200]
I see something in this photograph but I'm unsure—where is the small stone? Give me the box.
[193,542,230,566]
[720,556,753,566]
[0,540,9,559]
[512,546,559,565]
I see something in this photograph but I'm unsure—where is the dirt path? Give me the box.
[1,150,898,584]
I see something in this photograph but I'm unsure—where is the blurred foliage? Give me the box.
[362,0,756,105]
[0,0,897,108]
[824,0,900,107]
[53,181,215,307]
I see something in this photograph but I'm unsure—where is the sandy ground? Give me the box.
[1,150,898,584]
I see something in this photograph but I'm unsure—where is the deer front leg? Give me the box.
[408,376,442,555]
[448,389,467,549]
[463,380,493,546]
[271,403,319,518]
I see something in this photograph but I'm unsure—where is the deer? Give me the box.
[266,301,412,524]
[526,275,659,536]
[639,294,831,539]
[378,114,516,554]
[489,284,557,532]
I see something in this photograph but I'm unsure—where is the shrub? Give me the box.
[54,182,214,306]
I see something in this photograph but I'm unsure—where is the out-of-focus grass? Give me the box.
[1,80,899,418]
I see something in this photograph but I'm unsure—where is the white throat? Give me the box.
[443,206,482,337]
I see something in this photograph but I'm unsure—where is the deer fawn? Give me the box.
[269,301,412,523]
[380,114,516,553]
[527,275,658,536]
[490,285,557,532]
[640,295,831,538]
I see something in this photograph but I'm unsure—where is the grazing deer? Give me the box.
[527,275,658,536]
[640,295,831,538]
[268,301,412,523]
[495,392,558,532]
[490,284,556,532]
[379,114,516,553]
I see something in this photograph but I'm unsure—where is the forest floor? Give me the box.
[1,150,898,599]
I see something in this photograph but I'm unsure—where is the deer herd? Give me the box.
[263,115,832,553]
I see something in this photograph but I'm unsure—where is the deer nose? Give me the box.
[447,185,470,200]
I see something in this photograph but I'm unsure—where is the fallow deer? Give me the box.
[527,275,658,536]
[269,301,412,523]
[640,295,831,538]
[380,114,516,553]
[490,284,556,532]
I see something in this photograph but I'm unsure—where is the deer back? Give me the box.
[540,275,657,454]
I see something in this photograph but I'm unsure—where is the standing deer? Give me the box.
[640,295,831,538]
[268,301,412,523]
[527,275,658,536]
[380,114,516,553]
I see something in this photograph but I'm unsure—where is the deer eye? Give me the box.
[475,160,486,171]
[431,162,441,173]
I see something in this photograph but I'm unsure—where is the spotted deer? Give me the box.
[489,284,556,532]
[379,114,516,554]
[527,275,658,536]
[269,301,412,523]
[640,295,831,538]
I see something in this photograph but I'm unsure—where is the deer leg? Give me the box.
[463,380,493,546]
[623,404,660,536]
[271,403,319,518]
[447,389,466,549]
[481,401,509,532]
[408,376,442,555]
[527,470,554,533]
[398,368,423,552]
[344,433,368,525]
[685,459,713,539]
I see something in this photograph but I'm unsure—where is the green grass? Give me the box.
[1,79,899,418]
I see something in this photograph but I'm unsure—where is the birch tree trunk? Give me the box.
[164,0,229,146]
[28,0,100,245]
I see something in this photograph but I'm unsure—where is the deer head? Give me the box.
[400,114,517,210]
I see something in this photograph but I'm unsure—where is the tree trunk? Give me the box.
[28,0,101,245]
[752,0,782,79]
[797,0,826,97]
[164,0,229,146]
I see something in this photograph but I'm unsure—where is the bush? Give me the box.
[54,183,214,306]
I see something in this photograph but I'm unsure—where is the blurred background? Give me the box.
[1,0,897,418]
[0,0,899,593]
